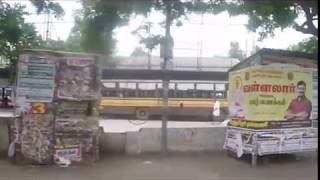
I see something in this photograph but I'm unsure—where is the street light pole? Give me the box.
[161,0,172,156]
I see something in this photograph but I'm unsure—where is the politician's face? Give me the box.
[297,85,306,97]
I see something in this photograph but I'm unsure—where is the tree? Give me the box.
[74,0,227,56]
[228,41,244,61]
[224,0,318,40]
[73,0,153,55]
[250,45,261,55]
[131,47,147,57]
[0,2,41,82]
[40,27,83,52]
[0,0,64,82]
[289,37,318,55]
[30,0,65,18]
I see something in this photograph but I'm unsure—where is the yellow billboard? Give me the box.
[228,66,312,121]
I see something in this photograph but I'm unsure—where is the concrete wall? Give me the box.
[0,119,9,157]
[100,127,226,155]
[100,133,126,154]
[1,124,226,156]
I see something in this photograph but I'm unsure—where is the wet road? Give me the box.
[0,152,317,180]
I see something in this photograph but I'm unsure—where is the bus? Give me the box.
[99,78,228,121]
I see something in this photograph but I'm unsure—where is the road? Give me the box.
[0,152,317,180]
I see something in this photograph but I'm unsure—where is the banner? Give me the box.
[228,66,312,121]
[54,144,82,162]
[224,127,318,157]
[228,119,312,129]
[16,56,55,103]
[311,69,318,120]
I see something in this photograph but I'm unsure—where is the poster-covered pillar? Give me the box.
[12,50,100,164]
[53,55,101,164]
[13,54,56,164]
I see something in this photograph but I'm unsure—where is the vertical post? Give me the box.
[147,22,152,70]
[45,12,50,42]
[1,88,4,106]
[161,0,172,156]
[251,133,258,167]
[147,49,151,70]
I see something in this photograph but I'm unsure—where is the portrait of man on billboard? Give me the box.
[285,80,312,120]
[229,76,245,118]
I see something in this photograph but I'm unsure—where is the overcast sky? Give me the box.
[7,0,314,57]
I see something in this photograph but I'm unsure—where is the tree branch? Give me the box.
[294,5,318,36]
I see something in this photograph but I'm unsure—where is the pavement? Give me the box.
[0,152,317,180]
[0,108,15,119]
[99,119,229,133]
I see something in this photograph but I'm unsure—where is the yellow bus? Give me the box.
[99,79,228,121]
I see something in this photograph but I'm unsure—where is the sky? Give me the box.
[6,0,314,58]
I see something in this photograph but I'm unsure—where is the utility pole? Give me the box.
[161,0,173,156]
[146,22,152,69]
[45,12,51,42]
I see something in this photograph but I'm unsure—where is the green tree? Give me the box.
[0,0,64,82]
[228,41,244,61]
[74,0,227,56]
[30,0,65,18]
[289,37,318,55]
[131,47,147,57]
[73,0,153,55]
[0,2,41,82]
[224,0,318,40]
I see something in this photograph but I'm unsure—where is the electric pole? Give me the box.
[45,12,51,42]
[161,0,173,156]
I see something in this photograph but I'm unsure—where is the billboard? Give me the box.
[228,66,312,121]
[311,69,318,120]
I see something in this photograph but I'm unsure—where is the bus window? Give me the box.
[176,83,194,98]
[119,82,136,89]
[122,89,136,97]
[195,90,211,98]
[138,83,156,90]
[156,83,175,89]
[195,84,213,98]
[169,83,175,89]
[103,82,116,88]
[215,92,224,98]
[169,90,175,98]
[156,83,175,98]
[186,90,194,98]
[209,91,215,98]
[138,90,155,97]
[176,90,182,98]
[102,89,117,97]
[196,83,214,90]
[177,83,194,90]
[137,83,156,98]
[215,83,226,91]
